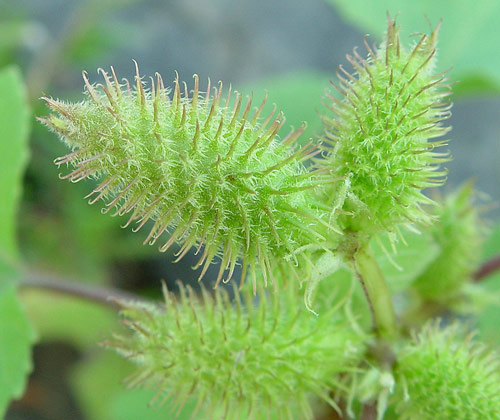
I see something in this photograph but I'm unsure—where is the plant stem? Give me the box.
[474,253,500,282]
[359,402,377,420]
[19,272,149,310]
[353,243,397,340]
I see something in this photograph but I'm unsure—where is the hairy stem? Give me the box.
[19,272,148,310]
[353,243,397,340]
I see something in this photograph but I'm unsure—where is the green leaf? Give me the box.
[371,231,439,293]
[241,71,331,144]
[21,290,117,348]
[71,352,197,420]
[478,222,500,344]
[327,0,500,93]
[109,388,197,420]
[452,74,500,97]
[0,283,35,417]
[0,21,25,67]
[0,65,30,264]
[0,65,33,416]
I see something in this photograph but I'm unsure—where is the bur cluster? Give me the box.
[413,183,484,303]
[38,14,500,420]
[41,65,339,289]
[319,17,451,235]
[108,284,365,420]
[394,323,500,420]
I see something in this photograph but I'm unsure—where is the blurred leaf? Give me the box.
[0,283,35,417]
[478,221,500,344]
[64,0,147,65]
[453,74,500,97]
[327,0,500,94]
[71,351,197,420]
[109,387,197,420]
[482,220,500,260]
[66,23,125,65]
[241,72,331,144]
[0,65,33,416]
[21,289,117,348]
[371,231,439,293]
[72,351,131,420]
[0,65,30,263]
[0,21,25,66]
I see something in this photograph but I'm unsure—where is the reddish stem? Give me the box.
[474,254,500,282]
[19,272,149,310]
[359,402,377,420]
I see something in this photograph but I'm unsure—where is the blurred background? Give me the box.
[2,0,500,418]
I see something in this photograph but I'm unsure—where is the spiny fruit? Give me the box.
[318,16,452,235]
[107,283,365,420]
[412,182,485,303]
[394,322,500,420]
[40,64,340,289]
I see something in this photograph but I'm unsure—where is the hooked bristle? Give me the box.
[394,321,500,420]
[318,16,452,234]
[41,65,340,287]
[106,283,366,420]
